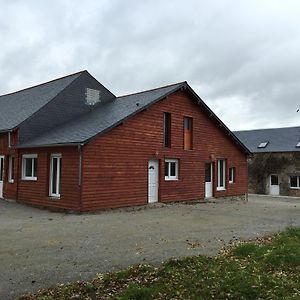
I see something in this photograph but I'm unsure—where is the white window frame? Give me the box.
[49,154,61,198]
[165,159,179,181]
[229,167,235,184]
[217,159,226,191]
[289,175,300,189]
[8,156,14,183]
[22,154,37,181]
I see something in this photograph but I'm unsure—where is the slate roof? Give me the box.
[234,126,300,153]
[0,71,82,132]
[17,82,185,147]
[1,70,250,154]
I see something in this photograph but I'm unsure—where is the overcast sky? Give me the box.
[1,0,300,131]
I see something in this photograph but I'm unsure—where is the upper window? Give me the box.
[217,159,226,190]
[163,112,171,148]
[229,167,235,184]
[184,117,193,150]
[8,156,15,183]
[22,154,37,181]
[258,141,268,148]
[165,159,178,181]
[290,175,300,189]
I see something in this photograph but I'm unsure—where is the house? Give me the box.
[0,71,250,211]
[235,126,300,197]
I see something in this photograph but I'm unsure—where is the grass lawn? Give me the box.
[19,227,300,300]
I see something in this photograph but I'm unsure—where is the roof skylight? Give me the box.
[296,141,300,148]
[258,141,269,148]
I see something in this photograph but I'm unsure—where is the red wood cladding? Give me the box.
[81,90,248,211]
[16,147,81,211]
[0,134,81,211]
[0,90,248,212]
[0,131,19,199]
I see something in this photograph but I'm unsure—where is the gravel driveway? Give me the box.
[1,194,299,299]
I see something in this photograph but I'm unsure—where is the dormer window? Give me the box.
[258,141,268,148]
[296,141,300,148]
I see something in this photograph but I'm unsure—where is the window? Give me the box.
[49,154,61,197]
[217,159,226,190]
[229,167,235,183]
[258,141,268,148]
[184,117,193,150]
[290,175,300,189]
[8,156,14,183]
[22,154,37,180]
[165,159,178,180]
[163,112,171,148]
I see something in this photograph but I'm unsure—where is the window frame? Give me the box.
[164,158,179,181]
[183,116,193,150]
[163,112,171,148]
[8,156,15,183]
[229,167,235,184]
[22,154,37,181]
[289,175,300,189]
[217,159,226,191]
[49,153,62,198]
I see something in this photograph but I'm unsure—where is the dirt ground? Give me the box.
[0,194,299,299]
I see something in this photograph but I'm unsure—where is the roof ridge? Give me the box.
[235,125,300,133]
[0,70,87,98]
[117,81,186,99]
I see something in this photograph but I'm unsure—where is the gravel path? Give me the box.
[0,194,299,299]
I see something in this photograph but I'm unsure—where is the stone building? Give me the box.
[235,126,300,197]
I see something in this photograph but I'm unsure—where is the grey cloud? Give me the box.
[1,0,300,130]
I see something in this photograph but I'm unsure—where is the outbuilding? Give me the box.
[235,126,300,197]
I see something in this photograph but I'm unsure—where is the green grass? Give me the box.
[19,227,300,300]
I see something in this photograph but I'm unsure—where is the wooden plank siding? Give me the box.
[0,130,19,199]
[0,90,247,212]
[81,90,248,211]
[0,133,81,211]
[16,147,81,211]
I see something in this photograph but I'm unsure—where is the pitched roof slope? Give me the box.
[18,82,184,147]
[234,126,300,153]
[0,71,82,131]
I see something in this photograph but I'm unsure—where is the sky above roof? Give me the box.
[1,0,300,131]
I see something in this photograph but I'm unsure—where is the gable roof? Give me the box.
[234,126,300,153]
[17,80,250,155]
[0,71,83,132]
[17,82,184,147]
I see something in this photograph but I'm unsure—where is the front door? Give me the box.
[269,174,279,195]
[148,160,159,203]
[0,156,4,198]
[205,162,213,198]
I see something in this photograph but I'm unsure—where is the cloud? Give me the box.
[1,0,300,130]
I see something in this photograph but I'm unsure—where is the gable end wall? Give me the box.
[81,90,248,211]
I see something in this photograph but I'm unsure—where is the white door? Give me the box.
[0,156,4,198]
[148,160,159,203]
[205,162,213,198]
[269,174,279,195]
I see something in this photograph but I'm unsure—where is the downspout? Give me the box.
[78,144,84,211]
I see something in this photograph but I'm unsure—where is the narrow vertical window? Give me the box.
[50,154,61,197]
[184,117,193,150]
[8,156,15,183]
[229,167,235,184]
[217,159,226,190]
[163,112,171,148]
